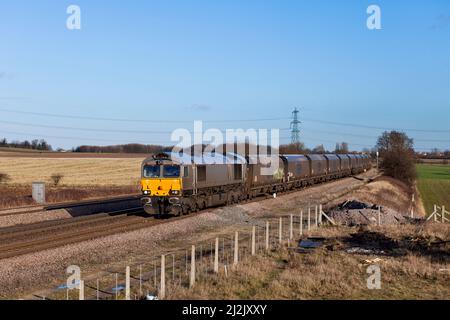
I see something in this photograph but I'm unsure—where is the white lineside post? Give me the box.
[300,210,303,236]
[411,193,415,218]
[233,231,239,266]
[265,221,269,251]
[308,207,311,232]
[214,238,219,273]
[279,217,282,244]
[289,214,293,240]
[190,245,196,288]
[125,266,130,300]
[315,205,318,227]
[251,226,256,256]
[159,255,165,300]
[434,204,438,222]
[443,205,446,223]
[79,280,84,300]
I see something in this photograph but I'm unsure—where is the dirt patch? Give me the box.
[327,200,406,226]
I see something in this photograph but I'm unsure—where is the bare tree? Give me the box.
[376,131,416,185]
[51,173,64,187]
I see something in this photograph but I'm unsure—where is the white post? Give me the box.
[234,231,239,266]
[125,266,130,300]
[319,204,323,224]
[279,217,282,244]
[300,210,303,236]
[190,245,195,288]
[443,205,446,223]
[251,226,256,255]
[96,279,99,300]
[214,238,219,273]
[289,214,293,240]
[265,221,269,250]
[160,255,165,299]
[434,204,438,222]
[79,280,84,300]
[411,194,415,218]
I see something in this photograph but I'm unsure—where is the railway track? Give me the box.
[0,170,378,260]
[0,207,204,260]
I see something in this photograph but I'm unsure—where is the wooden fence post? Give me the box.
[308,207,311,232]
[251,226,256,255]
[265,221,269,250]
[234,231,239,266]
[279,217,282,244]
[378,206,381,226]
[79,280,84,300]
[300,210,303,236]
[214,238,219,273]
[125,265,130,300]
[160,255,165,299]
[315,205,318,227]
[289,214,293,239]
[190,245,196,288]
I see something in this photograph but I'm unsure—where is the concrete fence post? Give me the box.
[190,245,196,288]
[265,221,269,251]
[214,238,219,273]
[251,226,256,255]
[125,266,130,300]
[234,231,239,266]
[442,205,446,223]
[159,255,165,299]
[434,204,438,222]
[79,280,84,300]
[279,217,282,244]
[289,214,293,239]
[300,210,303,236]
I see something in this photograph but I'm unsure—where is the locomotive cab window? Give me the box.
[163,165,181,178]
[143,165,161,178]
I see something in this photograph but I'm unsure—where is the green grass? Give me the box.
[416,164,450,215]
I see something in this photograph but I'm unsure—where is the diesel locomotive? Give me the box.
[140,152,371,215]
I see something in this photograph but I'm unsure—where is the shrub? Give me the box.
[50,173,64,187]
[0,172,10,184]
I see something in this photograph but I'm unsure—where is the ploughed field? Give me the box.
[416,164,450,215]
[0,154,144,208]
[0,156,144,186]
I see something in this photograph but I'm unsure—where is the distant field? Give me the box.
[0,157,145,186]
[416,164,450,214]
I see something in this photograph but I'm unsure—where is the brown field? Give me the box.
[0,156,144,186]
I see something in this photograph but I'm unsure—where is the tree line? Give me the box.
[0,138,52,151]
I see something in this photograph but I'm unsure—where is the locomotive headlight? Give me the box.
[143,190,150,195]
[169,190,179,195]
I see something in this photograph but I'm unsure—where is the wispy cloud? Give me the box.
[189,104,212,112]
[430,14,450,30]
[0,72,15,80]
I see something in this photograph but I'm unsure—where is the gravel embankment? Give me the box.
[0,209,72,228]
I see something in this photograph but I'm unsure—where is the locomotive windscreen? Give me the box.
[163,165,181,178]
[143,165,161,178]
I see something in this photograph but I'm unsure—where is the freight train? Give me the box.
[140,152,371,215]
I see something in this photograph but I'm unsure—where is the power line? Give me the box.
[0,108,289,124]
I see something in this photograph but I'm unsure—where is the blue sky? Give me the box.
[0,0,449,151]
